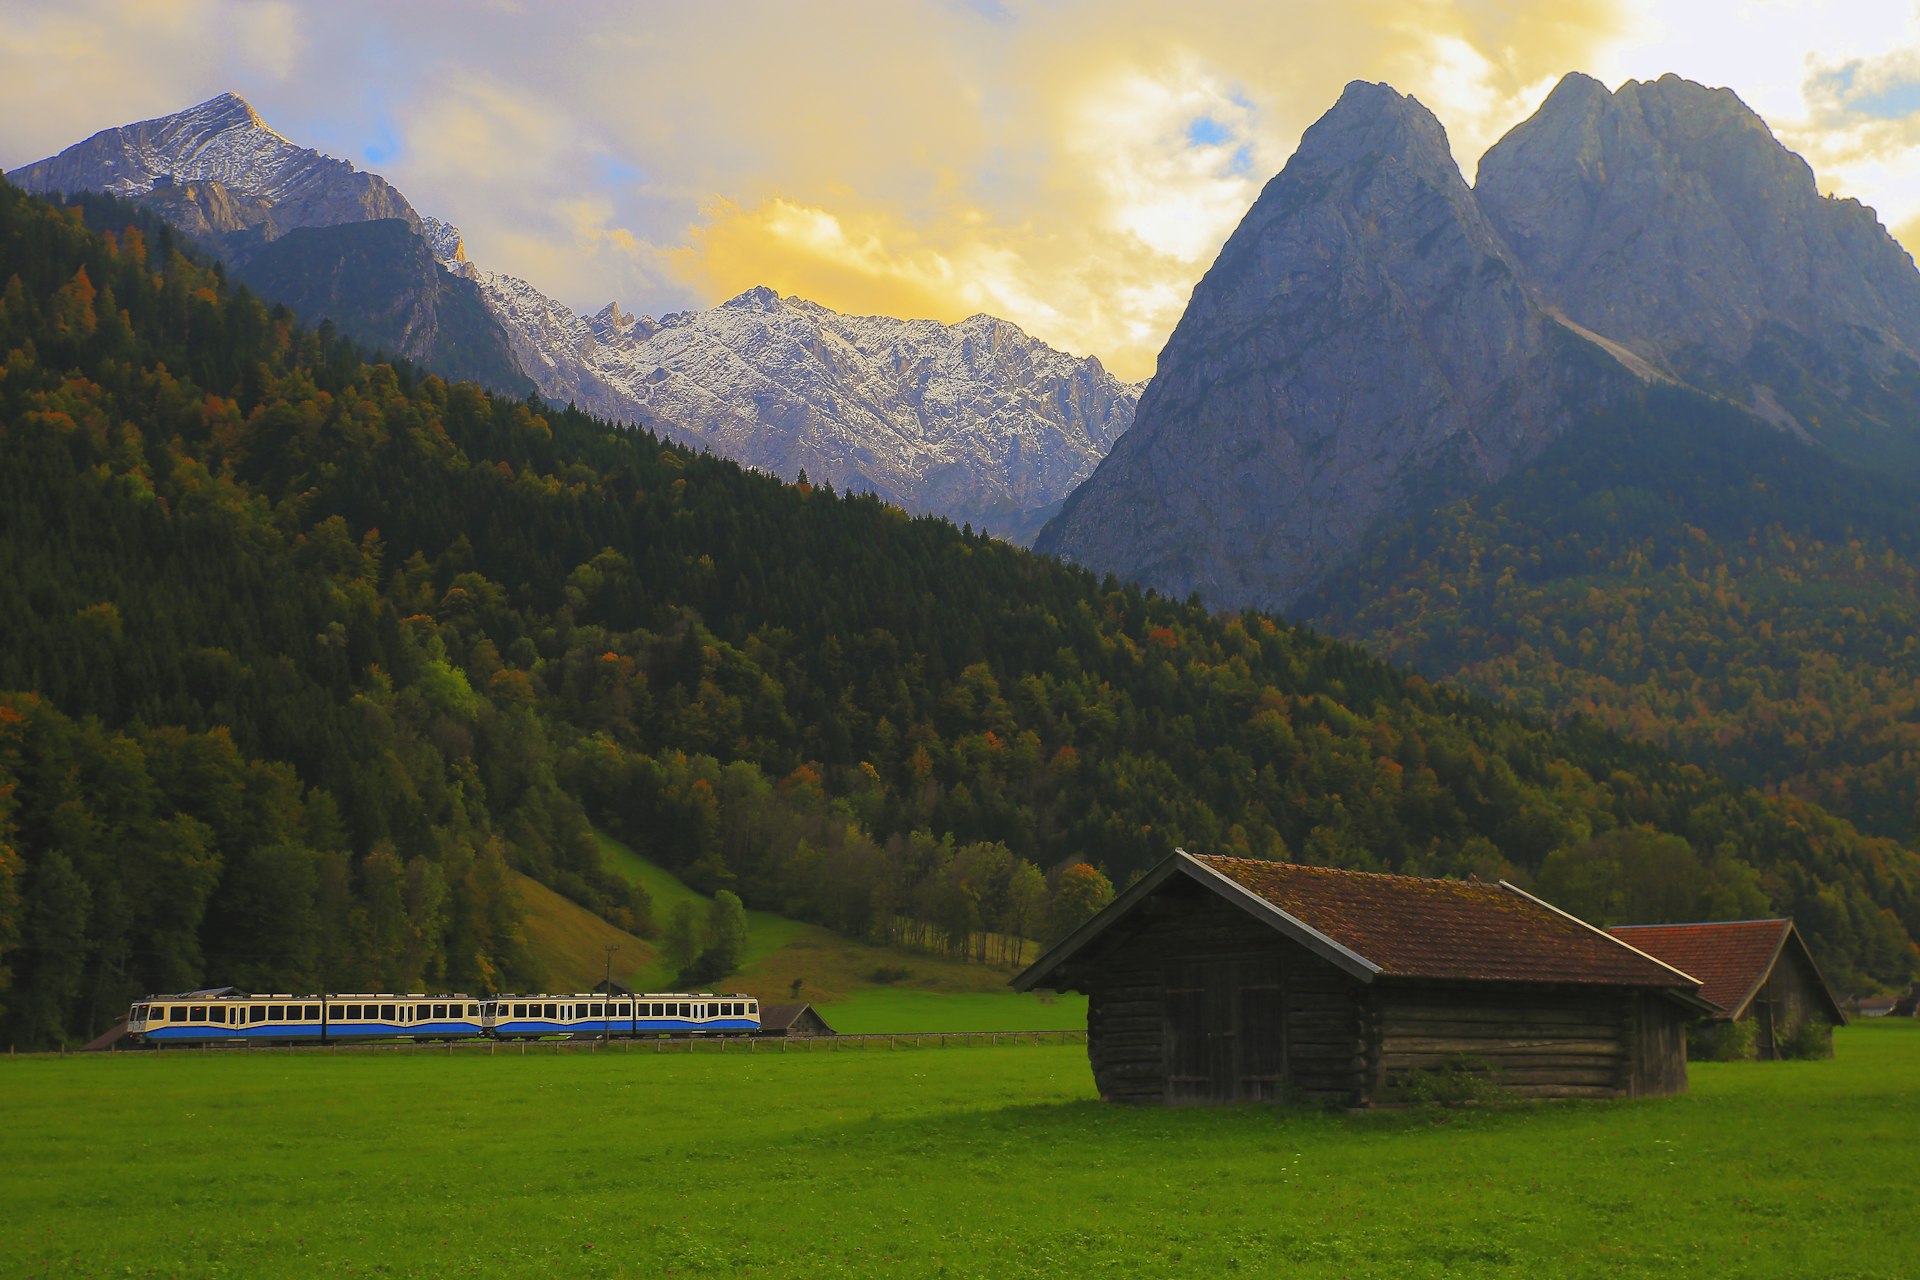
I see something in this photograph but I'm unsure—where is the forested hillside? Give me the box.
[1,185,1915,1046]
[1305,387,1920,844]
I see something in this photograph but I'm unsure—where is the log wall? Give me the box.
[1376,985,1691,1100]
[1069,886,1367,1106]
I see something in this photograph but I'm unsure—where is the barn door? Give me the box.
[1165,957,1286,1104]
[1236,957,1285,1102]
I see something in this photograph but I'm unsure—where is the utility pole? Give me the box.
[603,945,619,1042]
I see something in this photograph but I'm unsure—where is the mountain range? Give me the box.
[1040,72,1920,606]
[8,95,1136,542]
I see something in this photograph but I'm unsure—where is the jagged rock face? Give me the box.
[431,237,1141,542]
[1038,81,1640,608]
[611,290,1140,543]
[8,93,419,239]
[232,220,532,396]
[1477,73,1920,430]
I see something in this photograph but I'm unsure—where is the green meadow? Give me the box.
[5,1024,1917,1278]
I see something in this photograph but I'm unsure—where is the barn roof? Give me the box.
[1606,919,1846,1023]
[757,1003,836,1035]
[1015,850,1707,1000]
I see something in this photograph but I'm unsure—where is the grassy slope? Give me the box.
[6,1024,1917,1276]
[583,831,1084,1030]
[507,872,656,990]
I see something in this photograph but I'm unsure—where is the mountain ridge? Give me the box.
[425,224,1142,542]
[1041,71,1920,605]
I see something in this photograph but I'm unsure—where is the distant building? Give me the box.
[755,1003,835,1037]
[1015,850,1710,1106]
[1855,995,1899,1019]
[1607,919,1846,1058]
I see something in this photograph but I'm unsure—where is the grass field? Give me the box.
[5,1022,1916,1277]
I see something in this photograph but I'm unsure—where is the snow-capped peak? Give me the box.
[8,90,418,237]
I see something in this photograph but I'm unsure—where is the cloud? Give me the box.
[11,1,1920,377]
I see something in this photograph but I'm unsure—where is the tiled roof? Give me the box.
[1606,920,1793,1018]
[1194,856,1697,988]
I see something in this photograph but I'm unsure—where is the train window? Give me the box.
[171,1007,186,1022]
[329,1005,344,1020]
[467,1004,478,1017]
[512,1003,525,1017]
[251,1007,266,1023]
[618,1003,631,1016]
[379,1004,395,1021]
[189,1007,207,1022]
[590,1003,603,1018]
[679,1003,692,1018]
[345,1004,361,1019]
[426,1004,439,1019]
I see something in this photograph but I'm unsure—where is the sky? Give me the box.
[5,0,1920,381]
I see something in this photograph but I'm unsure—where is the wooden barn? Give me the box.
[1014,851,1712,1106]
[1606,919,1846,1058]
[755,1003,836,1038]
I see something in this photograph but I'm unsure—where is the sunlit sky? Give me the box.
[6,0,1920,380]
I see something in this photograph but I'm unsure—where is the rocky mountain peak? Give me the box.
[1037,76,1645,609]
[1295,80,1455,171]
[1477,70,1920,415]
[723,284,786,313]
[7,91,419,240]
[189,91,277,137]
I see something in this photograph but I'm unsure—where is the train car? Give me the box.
[631,993,759,1036]
[320,994,486,1042]
[127,989,485,1044]
[484,992,760,1038]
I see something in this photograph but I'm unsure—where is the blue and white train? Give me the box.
[126,987,761,1045]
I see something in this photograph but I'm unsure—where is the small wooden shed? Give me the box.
[755,1003,836,1037]
[1014,851,1711,1106]
[1606,919,1846,1058]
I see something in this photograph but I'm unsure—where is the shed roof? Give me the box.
[757,1003,835,1035]
[1607,919,1846,1023]
[1015,851,1706,1000]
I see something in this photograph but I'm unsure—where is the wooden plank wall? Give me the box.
[1072,888,1367,1105]
[1375,987,1634,1100]
[1747,944,1837,1058]
[1628,991,1690,1097]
